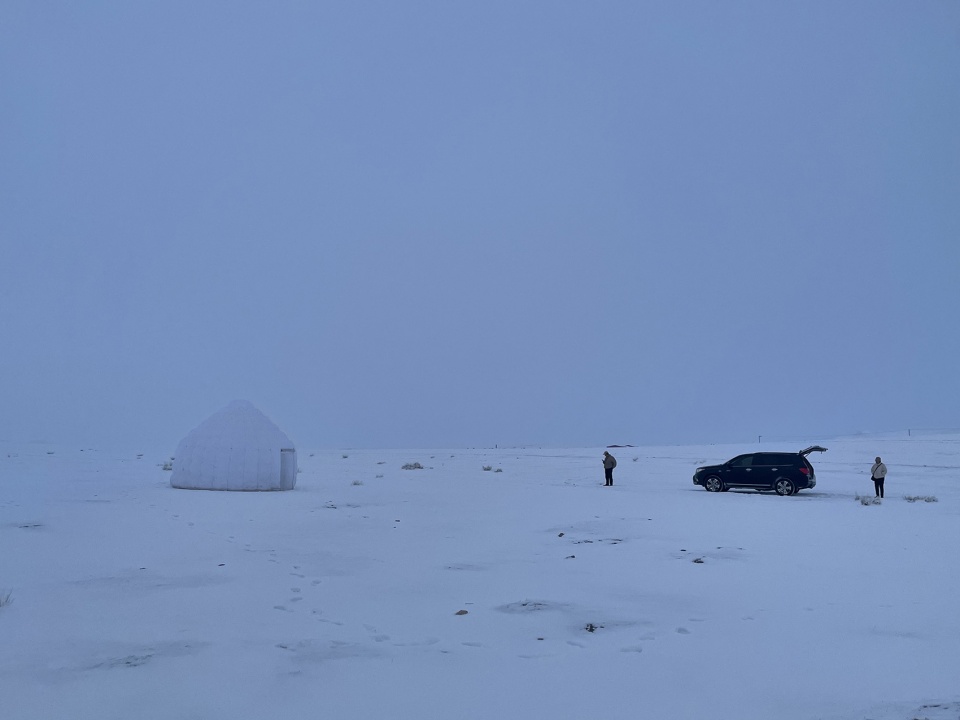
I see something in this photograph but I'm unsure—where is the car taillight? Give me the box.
[799,467,810,475]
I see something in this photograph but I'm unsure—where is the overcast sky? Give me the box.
[2,2,958,451]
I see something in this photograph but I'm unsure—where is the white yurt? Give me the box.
[170,400,298,491]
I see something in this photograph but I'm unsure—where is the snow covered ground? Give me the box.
[2,432,958,720]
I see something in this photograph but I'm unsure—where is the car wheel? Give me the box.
[775,478,795,496]
[704,476,724,493]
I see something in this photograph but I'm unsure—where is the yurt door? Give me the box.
[280,448,296,489]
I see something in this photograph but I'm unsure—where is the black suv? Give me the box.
[692,446,827,495]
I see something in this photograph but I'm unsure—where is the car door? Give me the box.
[723,454,755,487]
[750,454,786,490]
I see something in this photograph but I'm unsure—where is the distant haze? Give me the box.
[2,2,958,450]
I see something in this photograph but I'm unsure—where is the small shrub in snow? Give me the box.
[401,462,423,470]
[342,454,349,459]
[494,468,503,473]
[855,494,882,506]
[375,474,383,479]
[0,590,12,609]
[482,465,493,472]
[161,458,174,471]
[904,495,938,503]
[351,479,363,486]
[633,457,639,462]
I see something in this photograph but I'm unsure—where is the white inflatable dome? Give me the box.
[170,400,298,491]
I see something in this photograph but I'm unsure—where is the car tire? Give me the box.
[775,478,795,496]
[704,476,724,493]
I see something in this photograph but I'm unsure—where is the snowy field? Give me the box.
[2,432,959,720]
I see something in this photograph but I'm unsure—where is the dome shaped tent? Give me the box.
[170,400,298,491]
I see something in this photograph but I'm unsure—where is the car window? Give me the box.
[754,453,796,466]
[728,455,753,467]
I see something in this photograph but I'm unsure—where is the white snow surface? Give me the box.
[170,400,297,491]
[2,432,959,720]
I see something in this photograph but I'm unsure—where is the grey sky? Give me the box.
[2,2,958,450]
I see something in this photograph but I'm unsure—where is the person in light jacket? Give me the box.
[870,456,888,498]
[602,451,617,486]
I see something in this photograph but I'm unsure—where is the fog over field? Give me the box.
[3,4,957,715]
[3,2,959,450]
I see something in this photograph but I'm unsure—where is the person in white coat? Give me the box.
[870,456,888,498]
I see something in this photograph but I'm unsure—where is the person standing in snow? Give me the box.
[602,451,617,486]
[870,456,887,498]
